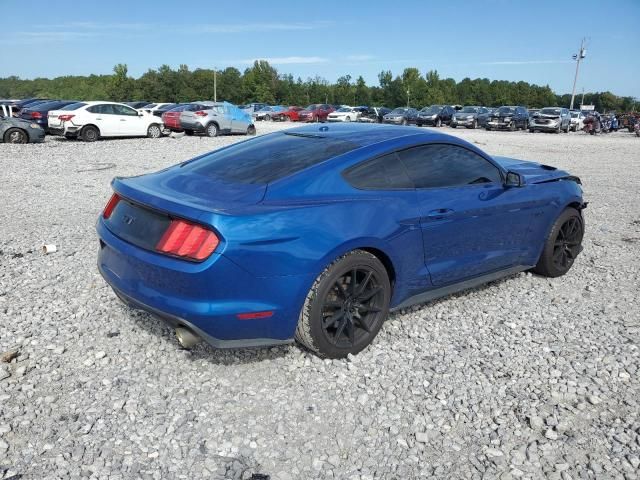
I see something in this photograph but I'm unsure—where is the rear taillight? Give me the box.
[58,114,75,121]
[30,111,42,119]
[194,111,207,117]
[102,193,120,219]
[156,219,219,261]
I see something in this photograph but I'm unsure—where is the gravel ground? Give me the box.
[1,123,639,480]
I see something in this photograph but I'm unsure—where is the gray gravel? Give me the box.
[1,123,639,479]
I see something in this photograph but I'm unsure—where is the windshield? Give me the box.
[183,132,359,185]
[460,107,478,113]
[571,112,580,118]
[497,107,515,114]
[337,107,352,112]
[421,106,442,114]
[305,105,318,111]
[390,108,407,115]
[61,102,87,111]
[540,108,562,115]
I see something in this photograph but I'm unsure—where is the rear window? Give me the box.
[61,102,87,111]
[182,132,359,184]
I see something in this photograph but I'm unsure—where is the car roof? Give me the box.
[280,122,454,148]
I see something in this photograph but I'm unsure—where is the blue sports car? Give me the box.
[97,123,585,358]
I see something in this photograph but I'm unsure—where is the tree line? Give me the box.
[0,61,636,112]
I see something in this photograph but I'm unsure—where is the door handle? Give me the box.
[120,119,126,121]
[426,208,455,219]
[96,117,102,120]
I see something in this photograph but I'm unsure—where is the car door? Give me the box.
[86,104,121,136]
[228,104,248,132]
[397,143,538,285]
[112,104,146,136]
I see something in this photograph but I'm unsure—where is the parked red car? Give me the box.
[298,104,335,123]
[275,106,304,122]
[161,103,211,132]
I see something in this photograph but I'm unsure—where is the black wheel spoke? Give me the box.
[324,301,343,309]
[334,281,348,299]
[357,305,381,314]
[350,269,358,295]
[355,271,373,296]
[357,286,382,303]
[357,315,371,333]
[348,318,356,345]
[323,311,344,329]
[334,317,348,341]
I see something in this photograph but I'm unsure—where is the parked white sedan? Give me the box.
[569,111,585,132]
[327,106,361,122]
[47,101,164,141]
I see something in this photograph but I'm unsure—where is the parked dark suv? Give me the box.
[486,106,529,131]
[416,105,456,127]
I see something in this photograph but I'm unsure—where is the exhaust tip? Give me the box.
[175,326,202,349]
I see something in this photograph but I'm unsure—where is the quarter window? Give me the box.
[398,144,502,189]
[343,153,413,190]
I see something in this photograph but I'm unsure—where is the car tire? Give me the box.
[295,250,391,359]
[265,114,271,122]
[436,118,442,127]
[81,125,99,142]
[147,124,162,138]
[472,120,478,129]
[401,119,408,126]
[450,123,457,129]
[184,129,194,136]
[509,122,516,132]
[345,116,351,122]
[486,126,492,131]
[205,123,218,137]
[532,207,583,278]
[246,124,256,135]
[3,128,28,144]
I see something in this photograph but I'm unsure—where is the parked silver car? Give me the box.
[529,107,571,133]
[179,101,256,137]
[1,104,45,143]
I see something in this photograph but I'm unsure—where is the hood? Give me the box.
[112,166,266,218]
[492,156,571,184]
[456,112,477,118]
[2,117,35,127]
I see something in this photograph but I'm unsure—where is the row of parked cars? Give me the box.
[244,103,392,124]
[0,98,257,143]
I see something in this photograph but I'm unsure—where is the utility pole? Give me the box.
[213,68,217,102]
[581,88,585,109]
[569,38,587,110]
[407,87,410,108]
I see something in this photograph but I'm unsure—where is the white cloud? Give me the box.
[197,21,331,34]
[345,54,376,62]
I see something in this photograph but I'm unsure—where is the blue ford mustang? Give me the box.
[97,123,585,358]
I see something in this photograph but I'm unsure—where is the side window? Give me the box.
[112,104,138,116]
[343,153,414,190]
[87,105,100,114]
[398,144,502,189]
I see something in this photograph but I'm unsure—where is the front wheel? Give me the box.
[435,118,442,127]
[3,128,28,144]
[147,124,162,138]
[295,250,391,358]
[264,114,271,122]
[532,208,584,278]
[246,124,256,135]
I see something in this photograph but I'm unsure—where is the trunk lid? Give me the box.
[492,156,571,184]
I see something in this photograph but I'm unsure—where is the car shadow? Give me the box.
[125,307,293,366]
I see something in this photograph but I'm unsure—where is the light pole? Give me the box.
[213,68,217,102]
[569,39,587,110]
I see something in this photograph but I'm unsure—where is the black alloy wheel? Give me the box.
[295,250,391,358]
[533,208,584,278]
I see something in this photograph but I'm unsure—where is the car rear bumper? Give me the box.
[96,218,310,348]
[48,123,81,136]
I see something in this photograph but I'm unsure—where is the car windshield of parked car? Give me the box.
[571,112,580,118]
[336,107,353,112]
[390,108,407,115]
[497,107,516,114]
[460,107,479,113]
[421,106,442,114]
[541,108,562,115]
[183,132,359,185]
[60,102,87,111]
[304,105,318,111]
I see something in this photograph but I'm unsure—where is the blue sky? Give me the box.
[2,0,638,97]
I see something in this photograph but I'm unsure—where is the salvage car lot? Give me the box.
[1,124,639,479]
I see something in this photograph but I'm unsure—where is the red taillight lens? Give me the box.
[156,219,219,261]
[58,114,75,121]
[102,193,121,219]
[30,111,42,119]
[194,111,207,117]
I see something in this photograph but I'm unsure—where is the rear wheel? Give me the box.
[81,125,99,142]
[295,250,391,358]
[3,128,28,144]
[532,208,583,278]
[509,122,516,132]
[401,119,408,126]
[435,118,442,127]
[205,123,218,137]
[246,124,256,135]
[472,120,478,129]
[147,124,162,138]
[264,114,271,122]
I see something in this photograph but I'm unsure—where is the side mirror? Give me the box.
[138,112,144,116]
[505,171,524,187]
